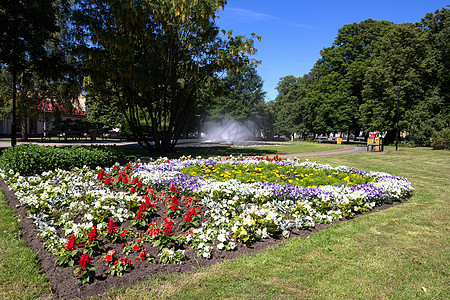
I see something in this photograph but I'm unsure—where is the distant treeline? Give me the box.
[268,8,449,145]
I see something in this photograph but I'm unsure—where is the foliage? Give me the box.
[73,0,260,153]
[270,75,313,136]
[431,128,450,149]
[0,144,126,176]
[203,66,268,136]
[269,8,449,145]
[73,253,96,283]
[84,84,125,131]
[0,0,81,140]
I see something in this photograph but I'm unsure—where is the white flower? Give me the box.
[217,243,224,250]
[217,233,227,243]
[242,216,255,226]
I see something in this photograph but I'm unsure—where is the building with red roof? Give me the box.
[0,95,87,137]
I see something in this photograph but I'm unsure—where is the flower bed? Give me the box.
[0,155,413,287]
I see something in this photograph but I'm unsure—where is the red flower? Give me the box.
[97,170,104,181]
[135,208,143,220]
[139,249,148,260]
[133,244,140,252]
[107,219,118,234]
[163,223,173,236]
[65,234,76,251]
[88,226,98,241]
[137,180,142,188]
[77,253,91,274]
[104,249,115,262]
[119,257,131,266]
[120,229,129,238]
[170,185,176,192]
[170,202,178,211]
[163,216,173,225]
[183,206,201,222]
[148,225,163,238]
[104,176,111,185]
[129,186,136,194]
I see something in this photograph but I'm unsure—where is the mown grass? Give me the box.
[0,193,51,299]
[121,141,342,160]
[0,145,448,299]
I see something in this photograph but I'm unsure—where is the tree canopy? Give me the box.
[74,0,259,153]
[269,7,449,145]
[0,0,81,142]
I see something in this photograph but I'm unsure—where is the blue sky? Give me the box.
[216,1,449,102]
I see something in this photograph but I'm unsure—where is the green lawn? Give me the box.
[1,145,448,299]
[122,141,343,160]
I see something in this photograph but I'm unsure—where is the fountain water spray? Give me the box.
[201,119,256,145]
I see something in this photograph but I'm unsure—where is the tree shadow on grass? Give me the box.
[119,146,278,160]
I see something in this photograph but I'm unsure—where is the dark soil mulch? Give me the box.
[0,179,408,299]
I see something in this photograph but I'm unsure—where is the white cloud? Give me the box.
[226,7,322,30]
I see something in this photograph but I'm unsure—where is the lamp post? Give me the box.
[395,86,402,151]
[11,0,18,147]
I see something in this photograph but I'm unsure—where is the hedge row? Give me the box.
[0,144,127,176]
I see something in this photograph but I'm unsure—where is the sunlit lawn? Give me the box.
[0,144,448,299]
[122,141,344,160]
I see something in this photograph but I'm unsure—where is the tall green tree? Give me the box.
[0,0,80,142]
[73,0,259,153]
[271,74,312,137]
[84,84,125,132]
[205,66,267,135]
[415,7,450,143]
[361,23,428,142]
[307,19,393,138]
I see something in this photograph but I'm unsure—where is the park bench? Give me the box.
[347,137,366,147]
[101,131,128,141]
[314,136,329,143]
[366,139,384,152]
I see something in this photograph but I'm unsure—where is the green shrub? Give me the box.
[410,126,433,147]
[0,144,127,176]
[431,128,450,150]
